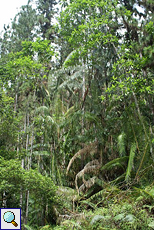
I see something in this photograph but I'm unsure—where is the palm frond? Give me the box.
[84,112,100,124]
[46,115,56,124]
[23,225,33,230]
[125,143,136,182]
[100,156,128,172]
[32,151,50,156]
[118,132,126,156]
[86,189,105,202]
[58,67,84,90]
[135,142,149,179]
[64,106,75,117]
[63,49,79,67]
[35,106,49,115]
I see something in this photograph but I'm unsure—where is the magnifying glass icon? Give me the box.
[3,211,18,227]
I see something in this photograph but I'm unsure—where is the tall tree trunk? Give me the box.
[2,192,6,208]
[81,62,85,169]
[25,111,30,224]
[20,159,24,223]
[25,190,29,225]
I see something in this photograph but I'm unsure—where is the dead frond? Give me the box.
[79,176,97,193]
[75,160,101,193]
[66,141,98,174]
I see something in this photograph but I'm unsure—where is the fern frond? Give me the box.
[90,215,105,225]
[125,143,136,182]
[86,189,105,202]
[87,185,120,203]
[134,186,154,199]
[80,200,96,210]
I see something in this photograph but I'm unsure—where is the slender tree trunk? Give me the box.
[20,159,24,223]
[25,112,30,225]
[14,92,18,113]
[2,192,6,208]
[81,62,85,169]
[25,190,29,224]
[29,129,34,169]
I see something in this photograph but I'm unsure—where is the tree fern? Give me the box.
[125,143,136,182]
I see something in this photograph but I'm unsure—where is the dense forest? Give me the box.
[0,0,154,229]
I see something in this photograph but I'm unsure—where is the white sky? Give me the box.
[0,1,145,34]
[0,0,29,32]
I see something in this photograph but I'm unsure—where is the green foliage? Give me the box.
[0,89,19,159]
[0,157,56,202]
[54,196,154,229]
[0,0,154,229]
[0,156,57,227]
[22,38,55,63]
